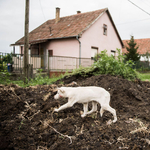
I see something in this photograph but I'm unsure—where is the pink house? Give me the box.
[12,8,123,73]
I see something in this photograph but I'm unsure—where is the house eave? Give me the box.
[48,35,78,40]
[11,35,79,46]
[106,10,124,47]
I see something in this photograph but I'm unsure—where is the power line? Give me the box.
[38,0,51,34]
[39,0,47,21]
[128,0,150,16]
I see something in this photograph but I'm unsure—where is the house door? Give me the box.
[40,49,44,68]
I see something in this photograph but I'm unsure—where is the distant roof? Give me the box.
[122,38,150,55]
[13,8,123,46]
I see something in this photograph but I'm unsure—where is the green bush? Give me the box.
[0,53,13,71]
[93,49,137,80]
[68,49,137,80]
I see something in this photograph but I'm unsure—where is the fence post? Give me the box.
[28,64,33,79]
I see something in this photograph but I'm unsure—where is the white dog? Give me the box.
[54,86,117,123]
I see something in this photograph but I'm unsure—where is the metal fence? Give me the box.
[48,56,94,72]
[133,61,150,71]
[1,52,150,74]
[0,52,94,73]
[12,54,42,72]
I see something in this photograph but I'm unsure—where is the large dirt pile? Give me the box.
[0,75,150,150]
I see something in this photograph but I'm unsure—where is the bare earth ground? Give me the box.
[0,74,150,150]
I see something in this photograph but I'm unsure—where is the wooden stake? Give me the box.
[24,0,29,83]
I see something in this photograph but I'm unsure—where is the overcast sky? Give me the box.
[0,0,150,53]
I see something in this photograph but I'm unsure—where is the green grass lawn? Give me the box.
[137,72,150,81]
[1,71,150,88]
[0,73,63,87]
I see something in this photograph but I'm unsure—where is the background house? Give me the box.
[122,38,150,61]
[11,7,123,73]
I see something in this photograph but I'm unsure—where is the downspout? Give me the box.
[76,35,81,66]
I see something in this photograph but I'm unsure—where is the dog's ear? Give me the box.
[60,88,65,93]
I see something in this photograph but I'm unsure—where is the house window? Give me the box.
[103,24,107,35]
[91,47,98,60]
[48,50,53,57]
[111,50,116,57]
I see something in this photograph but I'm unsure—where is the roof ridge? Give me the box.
[45,8,108,22]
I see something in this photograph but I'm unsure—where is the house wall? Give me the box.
[46,12,122,59]
[80,12,122,58]
[46,38,79,57]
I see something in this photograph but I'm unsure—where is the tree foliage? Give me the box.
[0,53,13,71]
[125,36,140,61]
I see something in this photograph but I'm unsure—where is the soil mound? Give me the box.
[0,75,150,150]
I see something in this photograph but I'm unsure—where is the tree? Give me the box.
[125,36,140,61]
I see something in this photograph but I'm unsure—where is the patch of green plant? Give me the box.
[66,66,95,78]
[93,49,137,80]
[0,67,11,83]
[137,72,150,81]
[65,49,137,80]
[59,81,64,84]
[0,70,63,87]
[19,120,24,130]
[24,74,62,87]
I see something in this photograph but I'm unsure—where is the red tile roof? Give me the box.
[122,38,150,55]
[14,8,123,46]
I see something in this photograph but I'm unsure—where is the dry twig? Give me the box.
[28,110,40,121]
[80,124,84,134]
[10,87,21,101]
[129,118,149,134]
[43,93,51,101]
[37,146,48,150]
[40,120,75,144]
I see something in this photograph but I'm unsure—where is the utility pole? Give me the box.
[24,0,29,83]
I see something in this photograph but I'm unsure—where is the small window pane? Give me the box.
[103,24,107,35]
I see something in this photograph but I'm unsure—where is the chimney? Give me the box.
[56,7,60,23]
[77,11,81,14]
